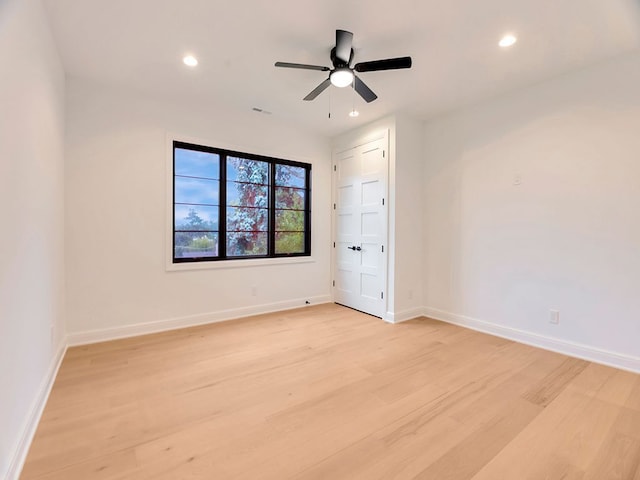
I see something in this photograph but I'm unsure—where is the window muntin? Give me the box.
[172,142,311,263]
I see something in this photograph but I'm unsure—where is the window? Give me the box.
[173,141,311,263]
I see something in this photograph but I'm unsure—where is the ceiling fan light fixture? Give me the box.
[330,68,354,88]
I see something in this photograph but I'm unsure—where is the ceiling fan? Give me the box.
[275,29,412,103]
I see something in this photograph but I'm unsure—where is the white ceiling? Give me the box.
[44,0,640,136]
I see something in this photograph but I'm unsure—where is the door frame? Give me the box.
[331,129,390,319]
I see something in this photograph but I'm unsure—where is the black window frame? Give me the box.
[172,140,311,263]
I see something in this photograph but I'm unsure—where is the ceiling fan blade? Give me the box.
[354,75,378,103]
[354,56,412,73]
[335,30,353,64]
[303,78,332,101]
[275,62,330,71]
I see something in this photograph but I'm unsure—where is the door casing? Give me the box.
[331,131,389,318]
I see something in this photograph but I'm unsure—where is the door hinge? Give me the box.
[381,292,384,299]
[382,198,385,206]
[332,280,335,287]
[383,150,385,158]
[334,165,337,171]
[333,203,336,210]
[381,245,384,253]
[333,242,335,248]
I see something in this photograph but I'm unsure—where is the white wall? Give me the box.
[65,78,332,340]
[393,115,425,318]
[423,51,640,367]
[0,0,66,478]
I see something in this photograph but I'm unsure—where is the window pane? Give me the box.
[275,210,304,232]
[175,177,219,205]
[275,187,305,210]
[175,148,219,179]
[227,232,268,256]
[227,157,269,183]
[275,232,305,254]
[174,232,218,259]
[275,164,306,188]
[227,182,268,208]
[227,207,268,231]
[175,205,219,231]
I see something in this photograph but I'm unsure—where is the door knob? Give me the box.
[355,246,362,251]
[347,246,356,250]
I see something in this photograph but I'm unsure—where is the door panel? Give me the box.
[332,137,388,318]
[361,273,379,300]
[361,212,379,236]
[338,212,355,235]
[338,185,354,206]
[361,242,378,268]
[361,180,381,205]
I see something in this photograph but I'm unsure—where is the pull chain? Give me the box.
[348,79,359,117]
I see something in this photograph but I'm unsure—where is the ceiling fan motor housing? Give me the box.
[330,46,354,68]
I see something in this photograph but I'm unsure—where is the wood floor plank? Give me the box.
[522,357,589,406]
[20,304,640,479]
[470,387,626,479]
[298,344,551,479]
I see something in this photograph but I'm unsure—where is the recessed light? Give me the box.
[499,34,517,48]
[349,110,359,118]
[183,55,198,67]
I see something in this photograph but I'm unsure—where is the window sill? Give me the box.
[166,256,315,272]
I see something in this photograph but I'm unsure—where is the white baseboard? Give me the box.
[384,307,425,324]
[422,306,640,374]
[7,340,67,480]
[67,295,332,346]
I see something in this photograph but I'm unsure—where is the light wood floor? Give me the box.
[21,304,640,479]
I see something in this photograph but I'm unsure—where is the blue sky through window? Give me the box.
[175,148,219,179]
[174,177,219,205]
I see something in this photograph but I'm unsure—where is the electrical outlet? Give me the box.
[550,310,560,325]
[251,286,257,297]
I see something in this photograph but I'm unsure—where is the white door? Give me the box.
[333,136,388,318]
